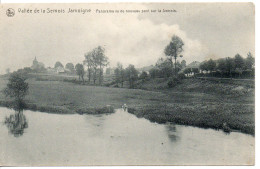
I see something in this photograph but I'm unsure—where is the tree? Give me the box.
[114,67,120,86]
[149,68,160,79]
[207,59,216,75]
[75,63,85,82]
[3,72,29,136]
[164,35,184,76]
[139,71,148,80]
[244,52,255,78]
[184,68,192,75]
[119,65,125,87]
[199,61,208,72]
[217,58,226,77]
[192,68,199,74]
[181,60,186,68]
[91,54,98,85]
[234,54,245,78]
[156,58,172,78]
[84,52,94,82]
[114,62,124,87]
[106,68,111,75]
[54,61,64,68]
[96,46,109,85]
[225,57,234,78]
[125,64,139,89]
[6,68,10,74]
[65,63,75,73]
[175,61,183,73]
[3,72,29,104]
[234,54,244,69]
[89,46,109,85]
[244,52,254,70]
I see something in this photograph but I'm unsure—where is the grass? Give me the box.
[0,77,166,114]
[0,75,255,135]
[129,77,254,135]
[0,100,115,115]
[128,103,254,135]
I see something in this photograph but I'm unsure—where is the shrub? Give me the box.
[168,76,181,88]
[95,105,115,114]
[177,72,186,79]
[139,71,148,80]
[76,105,115,115]
[128,107,136,114]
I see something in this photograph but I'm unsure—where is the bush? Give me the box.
[177,72,186,79]
[76,105,115,115]
[139,71,148,80]
[149,68,160,78]
[168,76,181,88]
[95,105,115,114]
[128,107,136,114]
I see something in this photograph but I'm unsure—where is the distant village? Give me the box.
[30,56,202,77]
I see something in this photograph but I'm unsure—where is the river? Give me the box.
[0,107,254,166]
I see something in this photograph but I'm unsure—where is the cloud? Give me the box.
[0,4,209,74]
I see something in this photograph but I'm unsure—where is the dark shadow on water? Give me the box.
[4,112,28,137]
[165,123,180,142]
[4,100,28,137]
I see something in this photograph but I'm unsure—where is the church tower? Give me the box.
[33,57,38,65]
[32,57,39,69]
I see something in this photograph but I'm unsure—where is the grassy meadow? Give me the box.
[0,76,168,114]
[0,74,255,135]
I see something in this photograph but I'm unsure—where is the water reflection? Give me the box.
[165,123,180,142]
[0,107,254,165]
[4,112,28,137]
[4,100,28,137]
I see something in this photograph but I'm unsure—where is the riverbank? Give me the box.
[0,76,254,135]
[128,103,254,135]
[0,100,115,115]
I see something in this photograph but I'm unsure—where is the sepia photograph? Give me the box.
[0,2,255,166]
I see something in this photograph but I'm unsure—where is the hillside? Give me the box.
[0,75,255,135]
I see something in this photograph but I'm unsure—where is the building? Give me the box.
[186,61,200,70]
[31,57,45,72]
[56,66,66,74]
[46,67,56,74]
[181,61,201,77]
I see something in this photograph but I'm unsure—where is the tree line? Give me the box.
[53,46,109,85]
[68,46,141,88]
[198,52,254,78]
[110,35,186,88]
[113,63,139,89]
[83,46,108,84]
[149,58,186,79]
[9,34,254,90]
[49,34,256,89]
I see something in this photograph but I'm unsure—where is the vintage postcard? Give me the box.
[0,3,255,166]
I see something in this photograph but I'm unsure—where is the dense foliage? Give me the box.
[3,72,29,102]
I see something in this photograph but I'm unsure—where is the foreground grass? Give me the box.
[0,76,255,135]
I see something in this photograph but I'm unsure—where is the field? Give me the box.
[0,76,168,114]
[0,75,255,135]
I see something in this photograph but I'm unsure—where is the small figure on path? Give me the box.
[122,104,127,111]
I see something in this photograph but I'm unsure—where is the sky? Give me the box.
[0,3,255,74]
